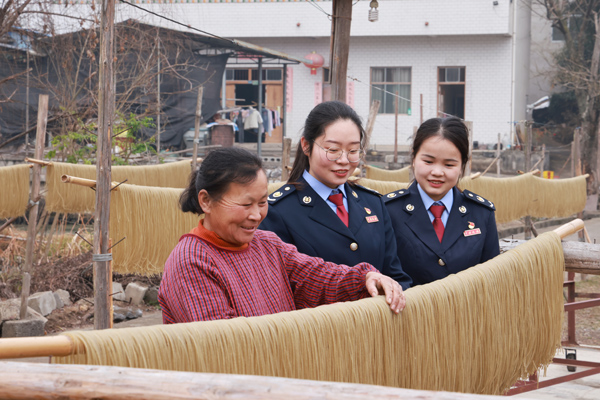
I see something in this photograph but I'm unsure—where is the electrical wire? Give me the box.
[117,0,235,44]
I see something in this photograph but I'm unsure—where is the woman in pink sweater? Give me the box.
[158,147,405,323]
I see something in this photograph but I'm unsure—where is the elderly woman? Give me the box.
[158,147,405,323]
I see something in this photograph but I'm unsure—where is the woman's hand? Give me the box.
[365,271,406,314]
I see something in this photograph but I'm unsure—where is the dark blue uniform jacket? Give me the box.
[259,178,412,290]
[384,183,500,286]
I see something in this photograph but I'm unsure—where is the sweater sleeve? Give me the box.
[159,239,236,323]
[274,236,378,309]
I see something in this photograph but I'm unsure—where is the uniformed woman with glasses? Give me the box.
[259,101,412,290]
[384,117,499,286]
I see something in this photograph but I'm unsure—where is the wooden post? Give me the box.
[393,91,399,164]
[409,126,417,181]
[94,0,116,330]
[192,86,204,172]
[363,99,380,154]
[19,94,48,320]
[419,93,423,125]
[464,121,473,176]
[281,138,292,182]
[156,31,161,156]
[329,0,352,102]
[523,121,533,239]
[496,133,501,177]
[541,144,546,173]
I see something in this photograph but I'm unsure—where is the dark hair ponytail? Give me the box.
[179,147,263,215]
[288,101,365,183]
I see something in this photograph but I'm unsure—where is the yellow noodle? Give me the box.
[45,161,193,213]
[460,174,587,223]
[0,164,31,219]
[55,231,564,395]
[365,165,410,182]
[357,173,587,224]
[268,181,285,194]
[109,184,197,275]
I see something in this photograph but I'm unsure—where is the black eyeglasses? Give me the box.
[312,141,364,163]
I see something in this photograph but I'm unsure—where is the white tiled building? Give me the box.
[55,0,535,149]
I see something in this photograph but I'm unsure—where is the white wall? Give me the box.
[251,34,513,147]
[112,0,510,39]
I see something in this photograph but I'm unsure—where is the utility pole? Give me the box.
[329,0,352,102]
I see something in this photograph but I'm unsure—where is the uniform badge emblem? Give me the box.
[459,206,467,214]
[463,228,482,237]
[468,193,474,197]
[489,201,494,208]
[476,196,485,202]
[284,186,291,191]
[364,207,371,214]
[273,191,282,198]
[303,196,312,204]
[352,191,358,198]
[399,190,405,194]
[387,193,396,198]
[468,221,475,229]
[406,204,414,211]
[366,215,379,223]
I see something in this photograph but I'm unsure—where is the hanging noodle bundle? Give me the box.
[45,161,193,213]
[356,173,587,224]
[109,184,197,275]
[459,173,587,223]
[365,165,410,182]
[0,164,31,219]
[55,231,564,395]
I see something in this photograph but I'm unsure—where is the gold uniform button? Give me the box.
[350,242,358,251]
[438,259,446,266]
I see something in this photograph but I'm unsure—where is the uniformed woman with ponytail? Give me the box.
[384,117,500,286]
[259,101,412,290]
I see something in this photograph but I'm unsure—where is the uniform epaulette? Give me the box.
[353,183,382,197]
[462,189,495,210]
[383,188,410,203]
[268,184,296,204]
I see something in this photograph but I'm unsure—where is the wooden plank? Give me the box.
[363,100,380,153]
[19,94,48,319]
[0,362,514,400]
[329,0,352,102]
[94,0,116,330]
[499,239,600,275]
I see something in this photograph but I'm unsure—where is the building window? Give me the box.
[370,67,411,114]
[438,66,465,119]
[551,15,583,42]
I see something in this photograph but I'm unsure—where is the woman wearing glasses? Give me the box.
[259,101,412,290]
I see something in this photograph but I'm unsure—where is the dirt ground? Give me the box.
[562,274,600,346]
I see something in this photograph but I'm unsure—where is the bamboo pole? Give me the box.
[20,94,48,320]
[24,157,52,166]
[61,175,120,190]
[553,218,585,239]
[0,335,73,359]
[192,86,204,172]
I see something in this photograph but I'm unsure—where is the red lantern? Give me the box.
[304,52,324,75]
